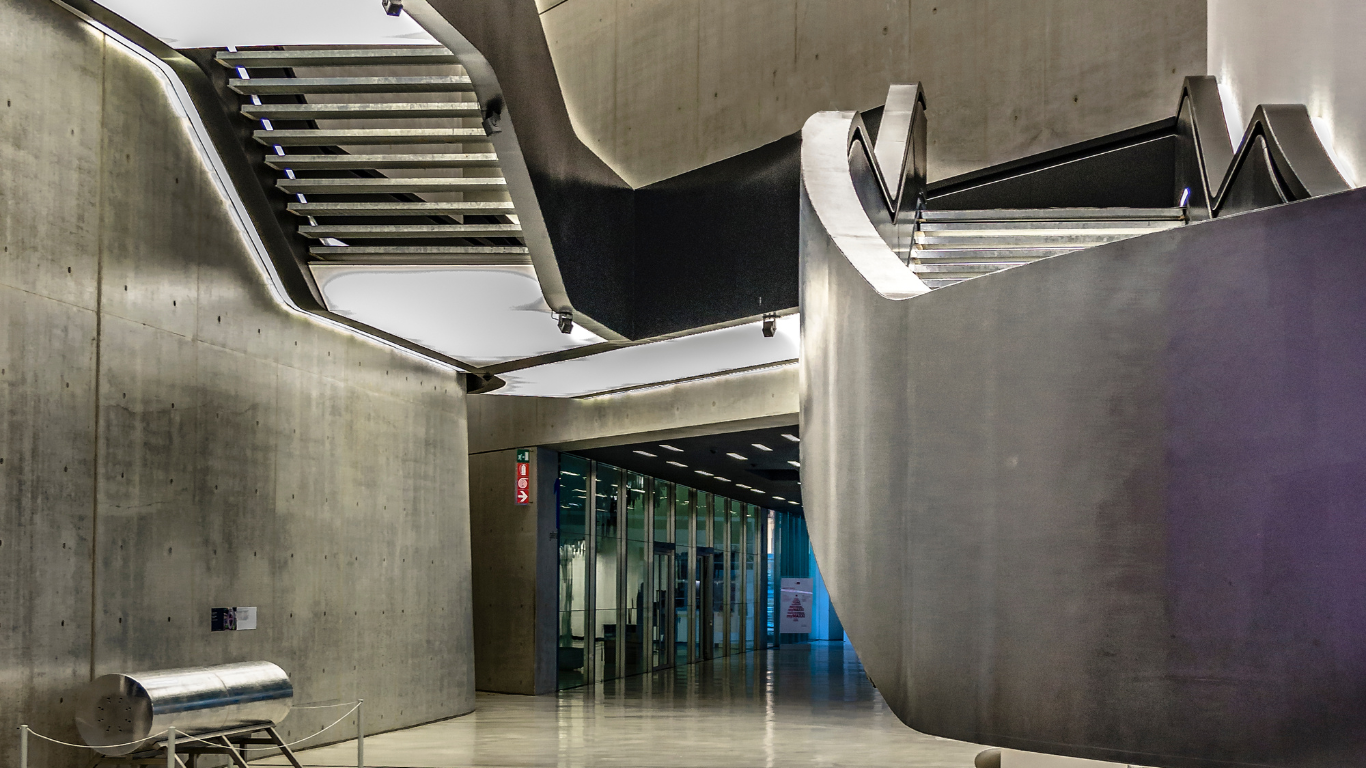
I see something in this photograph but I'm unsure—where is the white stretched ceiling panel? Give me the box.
[94,0,436,48]
[310,264,604,366]
[494,314,800,397]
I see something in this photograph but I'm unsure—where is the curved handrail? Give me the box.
[1178,76,1349,218]
[801,109,930,300]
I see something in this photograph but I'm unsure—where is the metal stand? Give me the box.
[86,724,304,768]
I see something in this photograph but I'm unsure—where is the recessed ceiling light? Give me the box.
[695,470,714,477]
[752,443,772,452]
[633,450,657,458]
[736,483,751,489]
[781,433,799,443]
[788,460,801,468]
[715,477,731,483]
[659,444,684,452]
[749,488,764,495]
[788,500,798,505]
[726,452,747,461]
[773,496,785,501]
[667,461,687,468]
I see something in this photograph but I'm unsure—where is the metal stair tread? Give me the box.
[216,48,460,68]
[254,128,487,146]
[241,102,481,120]
[912,263,1025,274]
[918,221,1183,233]
[299,224,523,239]
[915,234,1133,247]
[912,249,1071,263]
[922,207,1185,222]
[265,153,500,170]
[287,201,516,216]
[229,76,474,95]
[276,177,507,194]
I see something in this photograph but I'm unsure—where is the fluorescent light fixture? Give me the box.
[749,489,765,495]
[726,453,747,461]
[659,444,684,452]
[788,460,801,468]
[495,314,800,397]
[667,461,688,468]
[789,500,799,505]
[736,484,751,490]
[93,0,437,47]
[633,450,657,458]
[773,496,785,501]
[752,443,772,452]
[782,433,800,443]
[714,477,731,483]
[561,471,580,477]
[695,470,714,477]
[310,265,604,366]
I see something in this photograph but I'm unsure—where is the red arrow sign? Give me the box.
[516,488,530,504]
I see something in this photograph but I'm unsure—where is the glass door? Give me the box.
[651,544,676,670]
[696,550,715,660]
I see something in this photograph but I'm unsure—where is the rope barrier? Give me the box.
[19,727,171,751]
[175,701,362,752]
[18,700,360,754]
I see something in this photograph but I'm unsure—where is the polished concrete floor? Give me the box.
[258,641,983,768]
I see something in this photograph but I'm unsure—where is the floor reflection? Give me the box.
[257,641,982,768]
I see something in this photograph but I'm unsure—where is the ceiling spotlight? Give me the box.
[554,309,574,334]
[381,0,403,16]
[781,433,799,443]
[667,461,687,468]
[762,312,778,338]
[726,452,747,461]
[695,470,714,477]
[788,460,801,468]
[633,450,657,458]
[659,444,684,452]
[752,443,772,452]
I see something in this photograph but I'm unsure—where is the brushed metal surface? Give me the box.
[801,101,1366,767]
[74,662,292,756]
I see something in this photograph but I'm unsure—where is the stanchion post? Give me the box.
[19,724,28,768]
[357,699,365,768]
[167,726,176,768]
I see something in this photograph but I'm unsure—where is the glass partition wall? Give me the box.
[557,455,772,689]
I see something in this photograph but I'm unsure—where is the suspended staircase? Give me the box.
[214,46,529,267]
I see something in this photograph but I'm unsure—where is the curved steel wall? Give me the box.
[800,106,1366,767]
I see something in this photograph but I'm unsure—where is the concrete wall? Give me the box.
[1208,0,1365,187]
[540,0,1206,186]
[467,447,557,694]
[0,2,474,765]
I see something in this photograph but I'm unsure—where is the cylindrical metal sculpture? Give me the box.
[74,661,293,756]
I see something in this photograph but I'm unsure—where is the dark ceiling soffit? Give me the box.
[570,425,805,510]
[51,0,504,391]
[410,0,802,341]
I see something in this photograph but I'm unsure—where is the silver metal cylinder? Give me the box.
[74,661,293,756]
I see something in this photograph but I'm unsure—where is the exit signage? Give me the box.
[515,449,531,505]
